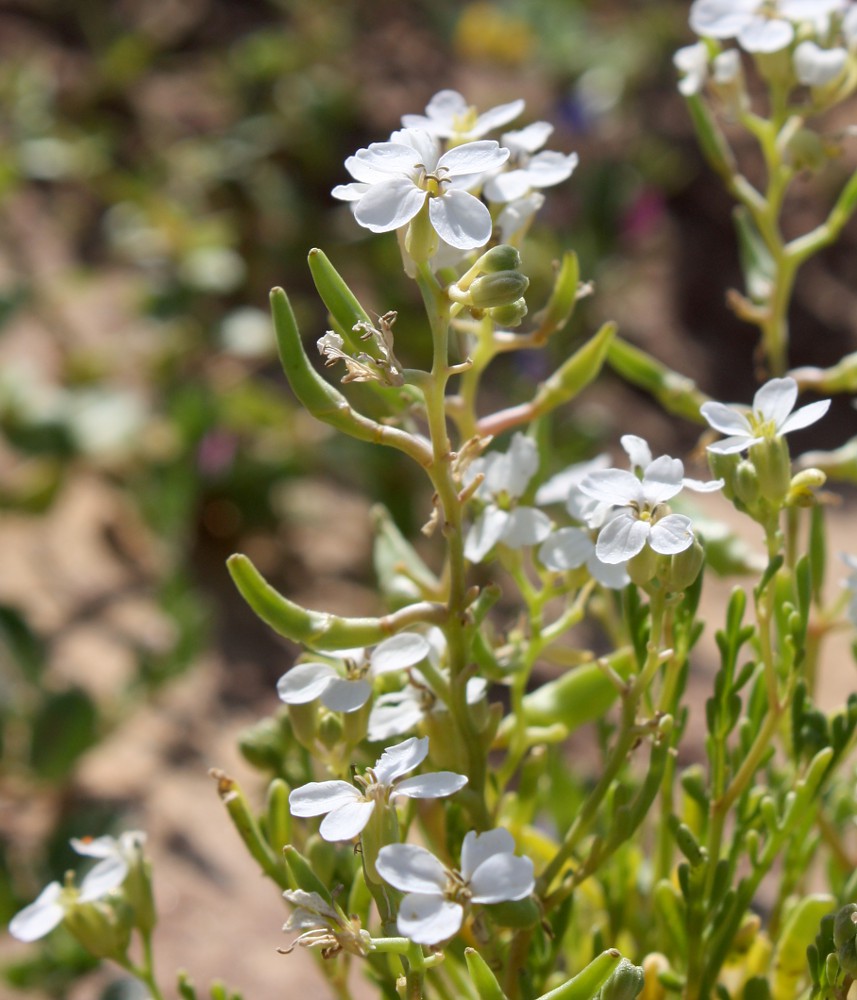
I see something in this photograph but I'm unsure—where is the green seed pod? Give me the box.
[465,947,510,1000]
[599,958,645,1000]
[474,244,522,274]
[469,271,530,308]
[488,297,529,327]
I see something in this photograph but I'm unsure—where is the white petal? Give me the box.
[472,99,526,136]
[319,801,376,841]
[460,829,515,881]
[501,507,553,548]
[484,169,534,203]
[465,506,511,562]
[595,512,649,564]
[794,41,847,86]
[779,398,831,435]
[536,455,611,506]
[641,455,686,504]
[505,434,539,496]
[429,190,493,250]
[738,17,793,53]
[373,736,429,785]
[700,400,753,437]
[649,514,695,555]
[754,377,798,427]
[353,141,420,175]
[469,853,535,903]
[277,663,337,705]
[79,856,128,901]
[320,677,372,713]
[394,772,468,799]
[524,151,579,189]
[439,141,509,177]
[579,469,643,506]
[497,193,544,241]
[70,835,118,859]
[332,181,368,203]
[502,121,554,154]
[587,553,630,589]
[781,0,845,19]
[371,633,431,675]
[9,883,65,942]
[689,0,756,37]
[706,433,761,455]
[538,527,594,571]
[397,894,463,945]
[376,844,449,893]
[682,476,724,493]
[289,780,361,818]
[368,692,424,742]
[390,128,440,169]
[621,434,653,471]
[355,180,426,233]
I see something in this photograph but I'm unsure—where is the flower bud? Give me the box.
[707,449,740,500]
[784,128,827,173]
[665,540,704,592]
[122,840,156,935]
[734,459,760,506]
[627,544,658,587]
[317,712,343,750]
[749,435,791,505]
[834,904,857,949]
[488,297,529,328]
[469,271,530,308]
[286,701,317,751]
[239,716,287,772]
[306,834,338,888]
[640,954,670,1000]
[474,244,522,274]
[787,467,826,507]
[599,958,645,1000]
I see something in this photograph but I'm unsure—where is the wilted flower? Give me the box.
[281,890,370,958]
[277,633,431,714]
[288,736,467,842]
[701,377,830,455]
[376,829,535,945]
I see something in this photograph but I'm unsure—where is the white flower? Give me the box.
[9,833,142,942]
[288,736,467,842]
[689,0,846,53]
[333,129,509,250]
[401,90,525,141]
[368,674,488,742]
[674,42,711,96]
[841,553,857,628]
[483,122,578,203]
[277,632,431,714]
[376,829,535,945]
[496,193,545,244]
[281,889,370,958]
[538,527,630,589]
[578,455,698,564]
[465,434,553,563]
[794,40,847,85]
[701,376,831,455]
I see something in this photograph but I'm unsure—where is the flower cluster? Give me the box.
[334,90,578,262]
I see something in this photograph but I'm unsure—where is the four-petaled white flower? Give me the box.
[281,889,370,958]
[277,632,431,714]
[465,433,553,563]
[376,829,535,945]
[701,377,831,455]
[288,736,467,842]
[401,89,525,142]
[689,0,846,53]
[332,128,509,250]
[9,832,143,942]
[578,455,699,564]
[483,122,579,204]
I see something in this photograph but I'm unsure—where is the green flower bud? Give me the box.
[286,701,317,751]
[628,544,658,587]
[749,435,791,505]
[306,833,338,888]
[665,540,704,592]
[238,716,287,772]
[317,712,343,749]
[123,846,156,935]
[469,271,530,308]
[734,460,760,506]
[785,128,827,173]
[599,958,645,1000]
[474,244,522,274]
[833,904,857,949]
[488,297,529,327]
[787,467,826,507]
[707,449,739,500]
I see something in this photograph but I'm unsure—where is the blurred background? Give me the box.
[1,0,856,996]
